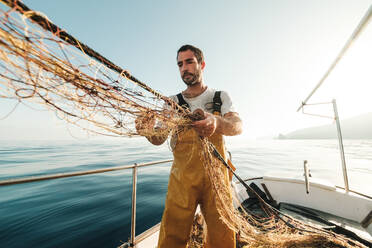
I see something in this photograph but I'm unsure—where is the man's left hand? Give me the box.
[192,109,217,137]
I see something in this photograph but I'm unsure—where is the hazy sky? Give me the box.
[0,0,371,140]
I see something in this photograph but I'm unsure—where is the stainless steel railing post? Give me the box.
[332,99,349,192]
[130,163,138,247]
[304,160,310,194]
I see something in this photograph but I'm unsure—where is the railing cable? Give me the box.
[0,159,172,186]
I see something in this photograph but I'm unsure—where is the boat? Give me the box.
[117,169,372,247]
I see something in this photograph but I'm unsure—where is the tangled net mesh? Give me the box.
[0,2,367,248]
[0,5,189,137]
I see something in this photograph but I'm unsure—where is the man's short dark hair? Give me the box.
[177,45,204,64]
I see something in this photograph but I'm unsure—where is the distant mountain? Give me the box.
[279,112,372,139]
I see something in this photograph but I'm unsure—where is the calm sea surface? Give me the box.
[0,138,371,248]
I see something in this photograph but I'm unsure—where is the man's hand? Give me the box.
[192,109,243,137]
[192,109,217,137]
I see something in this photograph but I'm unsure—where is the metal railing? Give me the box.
[0,159,173,247]
[300,99,350,192]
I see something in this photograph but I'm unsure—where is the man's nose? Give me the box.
[180,64,188,73]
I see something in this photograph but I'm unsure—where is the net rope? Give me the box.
[0,2,368,247]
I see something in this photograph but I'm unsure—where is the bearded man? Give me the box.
[137,44,242,248]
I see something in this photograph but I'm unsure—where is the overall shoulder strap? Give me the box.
[176,93,190,110]
[213,91,222,115]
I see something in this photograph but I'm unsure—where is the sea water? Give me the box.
[0,138,371,248]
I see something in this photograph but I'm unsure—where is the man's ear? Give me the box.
[201,61,206,70]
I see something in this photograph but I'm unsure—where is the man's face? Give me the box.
[177,50,204,86]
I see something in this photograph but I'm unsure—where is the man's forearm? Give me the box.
[215,112,243,136]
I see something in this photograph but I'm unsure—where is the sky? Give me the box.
[0,0,371,140]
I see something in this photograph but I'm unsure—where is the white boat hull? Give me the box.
[234,174,372,241]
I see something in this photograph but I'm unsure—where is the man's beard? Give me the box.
[182,71,200,86]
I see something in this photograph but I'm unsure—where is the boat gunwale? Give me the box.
[234,176,372,200]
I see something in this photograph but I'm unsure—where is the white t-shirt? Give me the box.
[170,87,235,116]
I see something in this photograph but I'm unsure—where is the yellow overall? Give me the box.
[157,128,235,248]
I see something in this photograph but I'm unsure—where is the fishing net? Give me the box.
[0,1,368,247]
[0,3,189,138]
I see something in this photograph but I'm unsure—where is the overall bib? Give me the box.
[157,127,235,248]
